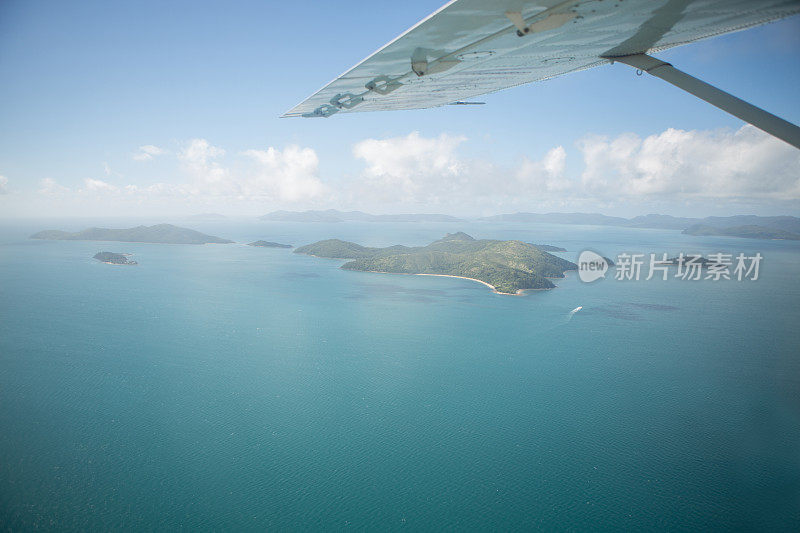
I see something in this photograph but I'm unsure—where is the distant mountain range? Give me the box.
[480,212,633,226]
[682,224,800,240]
[260,210,800,241]
[478,212,800,240]
[260,209,462,223]
[31,224,233,244]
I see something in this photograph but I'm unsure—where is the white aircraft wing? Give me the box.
[283,0,800,118]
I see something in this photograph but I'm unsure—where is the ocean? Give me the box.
[1,218,798,530]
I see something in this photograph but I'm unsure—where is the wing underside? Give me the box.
[283,0,800,118]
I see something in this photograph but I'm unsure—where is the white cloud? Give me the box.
[82,178,119,193]
[132,144,166,161]
[179,139,224,166]
[353,132,466,199]
[133,139,326,203]
[38,178,70,195]
[350,132,570,207]
[0,175,8,194]
[178,138,229,194]
[515,146,570,193]
[240,145,326,202]
[34,139,326,209]
[578,125,800,200]
[102,162,124,179]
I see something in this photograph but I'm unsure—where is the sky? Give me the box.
[0,0,799,218]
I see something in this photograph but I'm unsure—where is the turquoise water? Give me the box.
[1,219,798,530]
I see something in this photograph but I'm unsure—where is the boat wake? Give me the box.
[549,306,584,331]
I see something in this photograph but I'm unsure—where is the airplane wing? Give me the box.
[283,0,800,120]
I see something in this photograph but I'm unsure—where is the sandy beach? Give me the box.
[369,272,546,296]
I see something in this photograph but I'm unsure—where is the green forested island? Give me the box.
[31,224,233,244]
[295,232,577,294]
[248,240,293,248]
[93,252,137,265]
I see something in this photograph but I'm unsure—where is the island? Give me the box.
[681,224,800,240]
[248,240,292,248]
[479,212,800,237]
[93,252,137,265]
[528,243,567,252]
[261,209,800,240]
[294,232,577,295]
[31,224,233,244]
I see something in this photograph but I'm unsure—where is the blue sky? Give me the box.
[0,0,798,217]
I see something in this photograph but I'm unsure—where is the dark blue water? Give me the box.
[1,219,798,530]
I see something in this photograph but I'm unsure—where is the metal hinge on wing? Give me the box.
[365,75,403,95]
[302,104,339,118]
[505,11,576,37]
[302,92,364,117]
[330,92,363,109]
[410,48,461,77]
[303,76,404,117]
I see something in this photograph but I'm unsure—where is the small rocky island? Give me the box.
[247,240,292,248]
[31,224,232,244]
[295,232,577,295]
[94,252,137,265]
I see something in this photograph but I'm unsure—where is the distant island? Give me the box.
[481,212,632,226]
[31,224,233,244]
[248,240,292,248]
[93,252,137,265]
[261,209,462,223]
[261,210,800,241]
[682,224,800,240]
[529,243,567,252]
[481,212,800,240]
[295,232,577,295]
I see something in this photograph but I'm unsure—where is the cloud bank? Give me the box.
[578,126,800,200]
[132,145,166,161]
[6,125,798,216]
[346,126,798,210]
